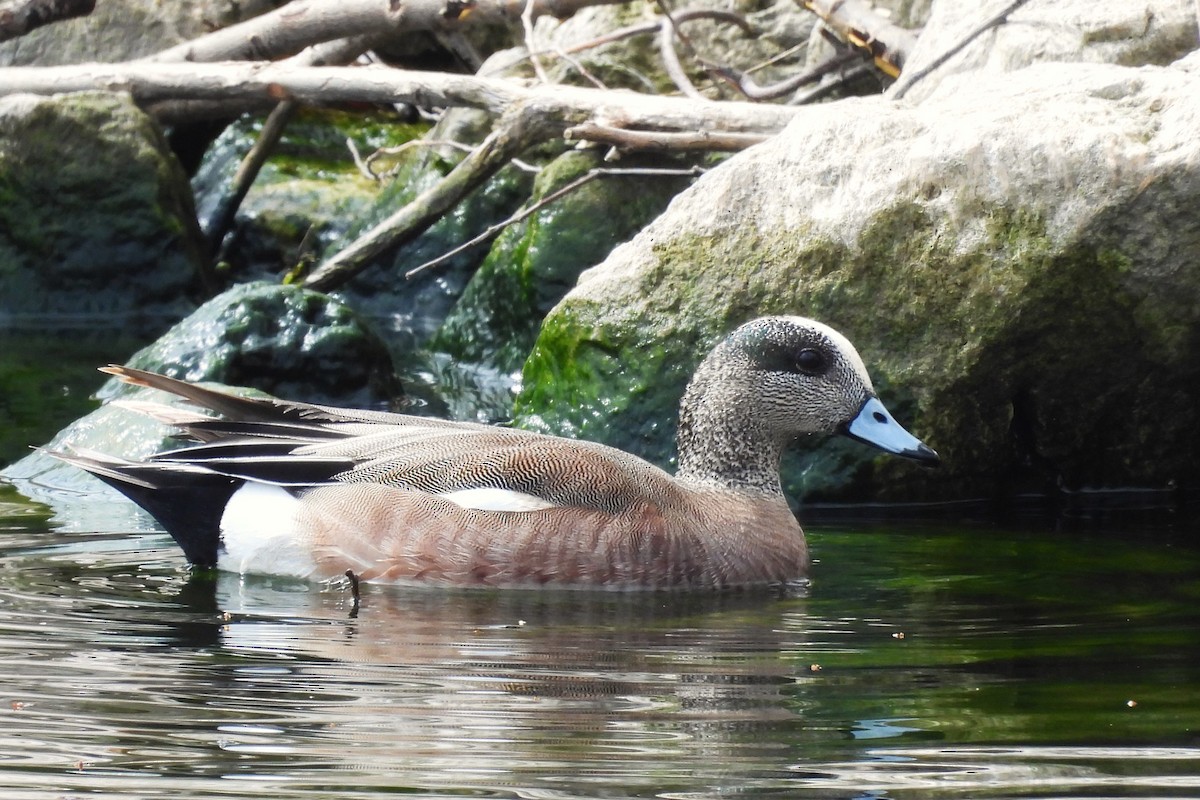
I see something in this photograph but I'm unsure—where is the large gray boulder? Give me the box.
[514,49,1200,502]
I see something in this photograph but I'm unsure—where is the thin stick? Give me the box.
[521,0,550,84]
[205,100,298,254]
[891,0,1036,100]
[344,569,361,617]
[404,165,702,279]
[565,122,770,151]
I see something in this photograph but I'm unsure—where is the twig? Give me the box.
[405,165,703,279]
[521,0,550,84]
[552,47,608,90]
[659,16,706,99]
[346,136,372,180]
[361,139,541,181]
[344,569,361,617]
[789,62,872,104]
[565,122,770,151]
[204,100,298,254]
[710,46,867,101]
[0,0,94,43]
[891,0,1036,100]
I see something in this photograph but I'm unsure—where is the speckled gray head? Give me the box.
[676,316,938,492]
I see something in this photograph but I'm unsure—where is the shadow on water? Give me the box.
[1,488,1200,798]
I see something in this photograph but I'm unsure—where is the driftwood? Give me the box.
[0,61,799,137]
[0,0,92,43]
[0,60,796,291]
[0,0,920,295]
[144,0,629,65]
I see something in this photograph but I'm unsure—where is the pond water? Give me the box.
[0,488,1198,799]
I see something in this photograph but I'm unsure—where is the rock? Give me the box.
[0,0,278,65]
[0,91,204,333]
[892,0,1199,102]
[110,281,397,404]
[515,55,1200,502]
[2,281,397,529]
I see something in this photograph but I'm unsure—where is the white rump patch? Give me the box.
[438,487,557,512]
[219,482,317,577]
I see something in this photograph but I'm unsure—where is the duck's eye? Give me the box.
[795,348,826,375]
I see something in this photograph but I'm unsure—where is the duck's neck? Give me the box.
[674,376,786,495]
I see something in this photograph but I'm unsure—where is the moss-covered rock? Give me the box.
[0,92,204,332]
[110,281,397,405]
[515,58,1200,503]
[433,150,694,373]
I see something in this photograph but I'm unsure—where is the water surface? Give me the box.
[1,490,1198,799]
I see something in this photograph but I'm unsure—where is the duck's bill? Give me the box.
[841,396,940,466]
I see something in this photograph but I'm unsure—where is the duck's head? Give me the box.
[676,316,938,490]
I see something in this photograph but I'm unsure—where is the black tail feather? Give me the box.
[54,451,237,568]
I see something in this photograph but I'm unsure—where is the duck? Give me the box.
[56,316,938,590]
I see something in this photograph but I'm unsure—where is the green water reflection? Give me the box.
[0,490,1197,798]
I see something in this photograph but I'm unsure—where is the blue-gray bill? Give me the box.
[842,396,940,466]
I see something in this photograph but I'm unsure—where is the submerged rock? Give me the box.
[516,53,1200,502]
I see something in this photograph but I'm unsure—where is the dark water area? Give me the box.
[1,484,1198,799]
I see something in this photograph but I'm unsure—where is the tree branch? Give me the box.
[404,165,702,279]
[0,61,800,137]
[143,0,630,65]
[300,102,559,292]
[0,0,93,43]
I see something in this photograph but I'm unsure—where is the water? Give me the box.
[1,488,1198,799]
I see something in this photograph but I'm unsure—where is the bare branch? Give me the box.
[564,122,769,151]
[711,46,867,101]
[404,165,702,279]
[659,16,706,99]
[299,102,561,292]
[0,62,800,137]
[890,0,1036,99]
[143,0,630,65]
[204,100,299,254]
[0,0,93,43]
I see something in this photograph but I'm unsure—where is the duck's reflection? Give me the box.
[167,572,816,789]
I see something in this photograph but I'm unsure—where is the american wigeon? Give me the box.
[57,316,938,589]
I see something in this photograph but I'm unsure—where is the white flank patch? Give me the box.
[439,487,557,512]
[219,482,317,577]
